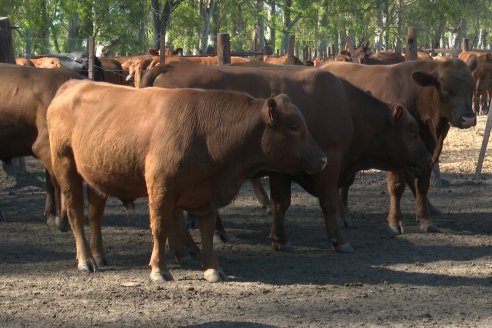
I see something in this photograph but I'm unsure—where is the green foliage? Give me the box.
[0,0,491,57]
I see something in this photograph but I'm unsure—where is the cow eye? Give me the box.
[289,125,301,133]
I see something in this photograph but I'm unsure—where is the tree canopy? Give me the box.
[1,0,491,57]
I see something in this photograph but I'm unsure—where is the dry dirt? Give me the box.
[1,117,491,328]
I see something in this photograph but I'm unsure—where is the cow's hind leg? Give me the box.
[55,158,96,272]
[250,177,272,213]
[168,209,201,263]
[87,186,108,267]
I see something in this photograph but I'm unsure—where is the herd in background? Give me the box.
[0,42,486,282]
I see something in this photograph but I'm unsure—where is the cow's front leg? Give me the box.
[414,169,440,232]
[269,173,294,252]
[87,186,108,267]
[386,171,406,235]
[317,168,353,253]
[195,209,225,283]
[147,189,173,282]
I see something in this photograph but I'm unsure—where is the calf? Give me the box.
[141,62,432,253]
[47,80,327,282]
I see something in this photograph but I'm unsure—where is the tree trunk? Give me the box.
[66,13,81,52]
[257,0,265,50]
[281,0,292,53]
[268,0,276,52]
[151,0,184,49]
[198,0,216,53]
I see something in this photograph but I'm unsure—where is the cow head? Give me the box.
[411,59,476,129]
[382,104,432,175]
[261,94,327,174]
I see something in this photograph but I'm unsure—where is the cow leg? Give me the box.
[386,171,406,235]
[250,178,272,213]
[55,159,96,272]
[337,172,356,228]
[195,209,225,283]
[414,169,440,233]
[167,209,201,263]
[87,186,108,267]
[147,190,173,282]
[316,169,353,253]
[45,171,69,232]
[269,173,294,252]
[213,213,228,243]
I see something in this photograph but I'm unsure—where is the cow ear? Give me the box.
[266,98,277,126]
[412,71,438,87]
[392,104,404,122]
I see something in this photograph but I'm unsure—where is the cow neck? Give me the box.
[342,80,394,173]
[195,92,267,179]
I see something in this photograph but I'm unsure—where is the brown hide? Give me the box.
[15,58,35,66]
[321,59,476,232]
[263,55,305,65]
[28,57,64,68]
[142,62,431,252]
[0,63,86,228]
[98,57,127,85]
[47,80,326,281]
[459,51,492,113]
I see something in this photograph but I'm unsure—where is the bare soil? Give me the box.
[0,117,491,328]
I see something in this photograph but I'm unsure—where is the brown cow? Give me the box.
[459,51,492,114]
[141,62,432,253]
[46,80,327,282]
[0,63,85,231]
[321,59,477,234]
[263,55,305,65]
[15,58,35,66]
[98,57,127,85]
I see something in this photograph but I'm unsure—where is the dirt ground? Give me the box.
[1,117,491,328]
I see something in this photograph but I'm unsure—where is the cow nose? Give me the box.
[320,156,328,170]
[461,113,476,127]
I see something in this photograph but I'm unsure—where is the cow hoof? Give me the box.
[335,243,354,253]
[78,259,98,273]
[420,224,441,233]
[55,216,69,232]
[388,222,404,235]
[213,232,229,243]
[272,241,295,253]
[150,271,174,282]
[204,269,225,283]
[94,255,109,267]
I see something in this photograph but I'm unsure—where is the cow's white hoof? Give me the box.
[150,271,173,282]
[204,269,225,283]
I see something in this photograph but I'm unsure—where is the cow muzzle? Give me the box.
[455,113,476,128]
[304,155,328,174]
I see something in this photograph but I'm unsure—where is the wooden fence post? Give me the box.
[0,17,26,174]
[474,101,492,180]
[405,26,417,61]
[88,36,95,80]
[217,33,231,65]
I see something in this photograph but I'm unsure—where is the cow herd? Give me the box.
[0,48,485,283]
